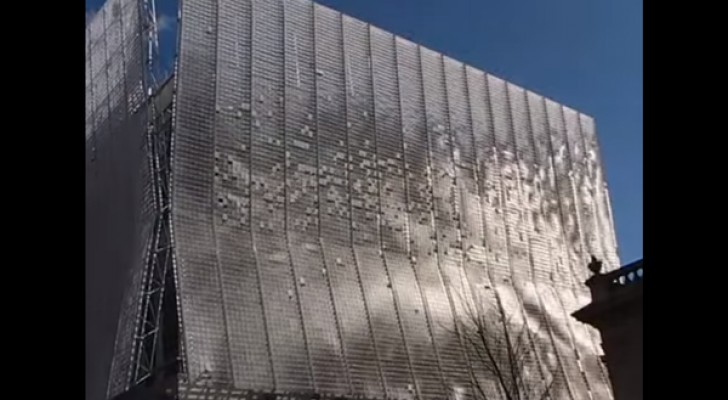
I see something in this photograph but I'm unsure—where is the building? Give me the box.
[87,1,622,399]
[573,259,643,400]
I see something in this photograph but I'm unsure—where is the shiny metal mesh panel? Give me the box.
[342,15,390,399]
[172,1,620,399]
[173,0,233,385]
[85,1,149,400]
[544,98,582,289]
[213,0,272,389]
[288,1,347,394]
[578,114,620,269]
[488,75,532,284]
[525,91,572,288]
[253,0,313,391]
[86,0,146,145]
[368,25,420,400]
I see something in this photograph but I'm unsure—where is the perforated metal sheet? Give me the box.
[85,1,149,400]
[171,1,620,399]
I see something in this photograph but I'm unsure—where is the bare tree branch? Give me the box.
[445,287,561,400]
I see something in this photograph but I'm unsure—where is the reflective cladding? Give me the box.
[169,0,619,399]
[85,1,150,400]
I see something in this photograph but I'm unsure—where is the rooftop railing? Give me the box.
[586,259,643,303]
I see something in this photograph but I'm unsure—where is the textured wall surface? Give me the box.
[170,0,620,399]
[85,1,150,400]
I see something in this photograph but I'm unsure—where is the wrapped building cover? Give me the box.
[89,0,620,399]
[170,0,619,398]
[85,1,150,399]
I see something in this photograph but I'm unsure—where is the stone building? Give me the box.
[573,259,643,400]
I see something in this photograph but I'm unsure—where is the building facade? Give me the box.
[573,260,643,400]
[86,1,622,399]
[86,1,152,399]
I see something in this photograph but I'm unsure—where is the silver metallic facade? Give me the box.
[87,1,621,399]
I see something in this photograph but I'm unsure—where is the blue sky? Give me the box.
[87,0,642,263]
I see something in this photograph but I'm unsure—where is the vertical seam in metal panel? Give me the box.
[540,98,572,287]
[539,96,580,400]
[580,116,609,241]
[169,0,189,380]
[482,78,519,283]
[464,66,495,285]
[554,104,585,287]
[396,38,447,399]
[602,185,620,269]
[601,186,618,266]
[553,290,598,400]
[247,0,278,389]
[506,86,564,394]
[524,96,555,392]
[554,105,598,399]
[210,0,236,384]
[480,76,507,285]
[480,73,501,287]
[310,6,330,372]
[520,89,555,384]
[381,32,421,400]
[337,11,357,395]
[310,4,331,392]
[370,25,419,400]
[533,286,578,400]
[175,0,197,381]
[483,75,536,400]
[521,89,544,282]
[571,111,605,270]
[577,116,619,269]
[485,75,519,286]
[503,84,556,392]
[309,2,330,392]
[503,83,534,282]
[558,106,588,286]
[362,23,390,399]
[283,0,317,391]
[321,231,352,394]
[574,116,609,272]
[461,65,495,395]
[312,0,323,244]
[461,67,482,241]
[435,53,474,394]
[439,56,463,267]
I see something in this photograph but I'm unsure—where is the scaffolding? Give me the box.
[129,0,178,389]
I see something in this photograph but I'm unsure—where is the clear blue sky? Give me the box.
[87,0,642,263]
